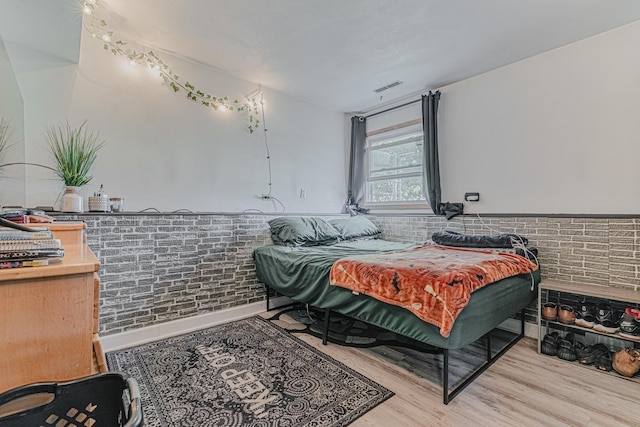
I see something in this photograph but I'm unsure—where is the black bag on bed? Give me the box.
[431,229,528,248]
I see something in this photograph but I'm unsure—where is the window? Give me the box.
[365,120,425,207]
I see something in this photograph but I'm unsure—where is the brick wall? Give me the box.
[57,214,273,336]
[56,213,640,336]
[371,215,640,290]
[372,215,640,326]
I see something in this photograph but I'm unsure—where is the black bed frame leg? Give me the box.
[265,286,270,312]
[322,309,331,345]
[442,309,527,405]
[443,349,450,405]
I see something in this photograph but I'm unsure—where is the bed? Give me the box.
[253,216,541,404]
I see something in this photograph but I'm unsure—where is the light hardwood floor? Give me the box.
[261,312,639,427]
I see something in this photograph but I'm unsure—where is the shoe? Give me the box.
[541,331,560,356]
[575,340,591,359]
[575,301,596,328]
[557,333,577,361]
[596,351,613,371]
[579,343,609,365]
[542,302,557,321]
[593,304,620,334]
[625,307,640,321]
[618,313,640,341]
[558,305,576,325]
[612,348,640,377]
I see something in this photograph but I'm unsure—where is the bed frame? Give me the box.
[266,293,527,405]
[256,238,539,405]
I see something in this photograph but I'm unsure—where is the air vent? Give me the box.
[373,80,403,93]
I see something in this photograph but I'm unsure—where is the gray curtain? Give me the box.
[421,91,442,215]
[345,116,367,215]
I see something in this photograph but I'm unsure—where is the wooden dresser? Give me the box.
[0,222,104,393]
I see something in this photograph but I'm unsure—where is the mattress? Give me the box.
[253,239,540,350]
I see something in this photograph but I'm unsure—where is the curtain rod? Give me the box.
[363,98,421,119]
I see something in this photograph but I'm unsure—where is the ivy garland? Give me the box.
[82,0,261,133]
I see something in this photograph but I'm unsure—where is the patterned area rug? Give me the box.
[106,316,393,427]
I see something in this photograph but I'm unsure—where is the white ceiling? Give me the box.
[2,0,640,112]
[0,0,82,71]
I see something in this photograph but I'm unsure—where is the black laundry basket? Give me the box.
[0,372,143,427]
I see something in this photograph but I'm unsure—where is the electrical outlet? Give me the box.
[464,192,480,202]
[299,188,307,199]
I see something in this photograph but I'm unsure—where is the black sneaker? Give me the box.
[575,301,596,328]
[541,331,560,356]
[593,304,620,334]
[557,333,577,361]
[619,312,640,341]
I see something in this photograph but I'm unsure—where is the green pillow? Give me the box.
[268,216,342,246]
[329,216,380,240]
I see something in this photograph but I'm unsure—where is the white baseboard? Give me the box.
[100,296,292,352]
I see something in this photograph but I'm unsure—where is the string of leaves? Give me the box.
[83,1,261,133]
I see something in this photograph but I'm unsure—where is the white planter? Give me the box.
[61,186,83,213]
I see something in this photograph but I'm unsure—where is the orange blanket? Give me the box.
[329,245,538,337]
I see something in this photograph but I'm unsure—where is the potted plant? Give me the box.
[46,120,105,212]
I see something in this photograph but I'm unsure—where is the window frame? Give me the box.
[363,118,429,210]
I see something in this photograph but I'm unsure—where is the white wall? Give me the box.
[3,30,346,213]
[0,34,25,207]
[439,21,640,214]
[4,16,640,215]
